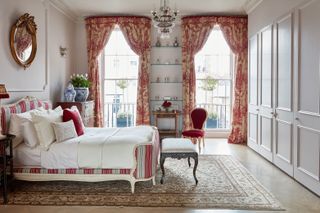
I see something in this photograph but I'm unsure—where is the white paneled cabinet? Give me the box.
[293,0,320,195]
[248,0,320,196]
[259,25,274,162]
[248,34,260,152]
[274,13,294,176]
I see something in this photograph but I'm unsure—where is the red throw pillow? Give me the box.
[63,108,84,136]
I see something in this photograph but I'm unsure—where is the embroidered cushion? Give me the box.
[63,107,85,136]
[52,120,78,143]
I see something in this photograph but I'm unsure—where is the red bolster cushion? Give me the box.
[63,108,85,136]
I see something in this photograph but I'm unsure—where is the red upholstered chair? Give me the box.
[182,108,208,150]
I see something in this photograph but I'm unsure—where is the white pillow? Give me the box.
[22,121,39,148]
[9,107,45,148]
[52,120,78,143]
[51,106,63,116]
[31,110,62,151]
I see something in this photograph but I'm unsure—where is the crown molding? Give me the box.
[243,0,264,14]
[46,0,78,22]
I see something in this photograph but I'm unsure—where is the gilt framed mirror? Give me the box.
[10,13,37,69]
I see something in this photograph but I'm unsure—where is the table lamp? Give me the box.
[0,84,9,104]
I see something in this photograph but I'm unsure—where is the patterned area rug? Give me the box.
[5,155,283,210]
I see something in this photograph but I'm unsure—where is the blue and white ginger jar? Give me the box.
[64,83,76,102]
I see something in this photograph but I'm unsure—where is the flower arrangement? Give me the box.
[70,73,91,88]
[162,100,172,109]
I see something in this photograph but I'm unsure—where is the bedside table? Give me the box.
[0,134,15,204]
[57,101,95,127]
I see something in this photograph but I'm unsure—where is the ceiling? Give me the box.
[49,0,263,21]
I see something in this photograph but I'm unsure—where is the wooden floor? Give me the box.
[1,139,320,213]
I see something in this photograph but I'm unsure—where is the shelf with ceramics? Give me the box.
[153,36,180,48]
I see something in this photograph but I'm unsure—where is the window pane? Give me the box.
[103,26,139,127]
[195,27,233,130]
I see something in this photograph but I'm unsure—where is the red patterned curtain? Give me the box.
[181,17,217,130]
[118,17,151,125]
[86,16,151,127]
[181,16,248,144]
[86,17,117,127]
[218,17,248,144]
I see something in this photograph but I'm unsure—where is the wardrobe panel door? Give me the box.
[294,0,320,195]
[261,26,273,108]
[274,13,294,176]
[260,115,273,161]
[248,35,260,152]
[249,35,259,106]
[297,126,320,180]
[259,25,274,162]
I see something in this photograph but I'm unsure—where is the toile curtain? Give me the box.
[181,17,216,130]
[86,16,151,127]
[218,17,248,144]
[118,17,151,125]
[86,17,117,127]
[181,16,248,144]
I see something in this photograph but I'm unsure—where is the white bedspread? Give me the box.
[40,126,154,169]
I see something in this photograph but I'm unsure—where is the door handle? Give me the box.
[270,112,278,118]
[295,117,299,121]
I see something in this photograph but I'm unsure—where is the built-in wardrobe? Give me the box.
[248,0,320,196]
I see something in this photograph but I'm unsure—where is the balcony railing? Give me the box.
[104,102,230,130]
[104,102,136,128]
[196,103,231,130]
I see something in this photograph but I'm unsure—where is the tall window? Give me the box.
[102,25,139,127]
[195,26,233,130]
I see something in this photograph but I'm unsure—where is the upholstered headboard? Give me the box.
[0,96,51,134]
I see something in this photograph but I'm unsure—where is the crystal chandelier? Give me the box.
[151,0,179,38]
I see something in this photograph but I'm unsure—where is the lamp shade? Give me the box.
[0,84,9,99]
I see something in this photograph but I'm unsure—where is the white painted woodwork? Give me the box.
[260,25,273,108]
[273,13,294,176]
[247,0,320,197]
[258,25,274,161]
[248,35,260,152]
[293,0,320,196]
[259,115,273,161]
[249,35,259,106]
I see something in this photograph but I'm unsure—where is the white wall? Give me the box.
[49,3,76,105]
[74,20,88,74]
[0,0,75,105]
[248,0,306,36]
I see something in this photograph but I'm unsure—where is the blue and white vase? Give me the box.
[64,83,76,102]
[74,87,89,102]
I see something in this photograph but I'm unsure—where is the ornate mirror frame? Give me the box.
[10,13,37,69]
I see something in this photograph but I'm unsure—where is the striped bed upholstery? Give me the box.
[1,97,160,180]
[0,97,51,135]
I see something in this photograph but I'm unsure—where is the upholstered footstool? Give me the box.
[160,138,199,184]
